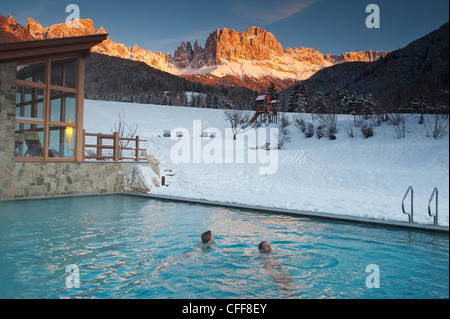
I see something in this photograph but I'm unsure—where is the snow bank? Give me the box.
[136,164,159,187]
[84,100,449,226]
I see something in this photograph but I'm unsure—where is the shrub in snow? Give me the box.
[328,131,337,140]
[279,112,291,129]
[373,114,383,127]
[361,123,374,138]
[424,114,449,139]
[353,114,364,128]
[277,113,291,149]
[387,113,407,139]
[346,126,354,138]
[418,114,424,124]
[294,115,306,133]
[317,113,338,140]
[305,123,314,138]
[316,125,325,139]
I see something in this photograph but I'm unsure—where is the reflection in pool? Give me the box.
[0,195,448,299]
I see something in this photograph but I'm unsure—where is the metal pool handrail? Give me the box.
[402,186,414,223]
[428,187,438,226]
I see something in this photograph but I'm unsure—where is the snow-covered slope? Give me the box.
[84,100,449,226]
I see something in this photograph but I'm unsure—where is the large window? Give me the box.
[15,57,79,161]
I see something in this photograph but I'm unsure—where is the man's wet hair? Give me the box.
[201,230,212,244]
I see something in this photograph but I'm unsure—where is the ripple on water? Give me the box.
[0,196,448,299]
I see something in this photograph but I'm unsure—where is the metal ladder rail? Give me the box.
[402,186,414,223]
[428,187,438,226]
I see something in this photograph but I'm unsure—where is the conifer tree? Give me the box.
[266,83,279,101]
[288,82,308,112]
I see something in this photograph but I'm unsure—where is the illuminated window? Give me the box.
[15,57,79,161]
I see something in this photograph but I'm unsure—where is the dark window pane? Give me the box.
[17,62,46,84]
[51,58,77,88]
[15,86,45,121]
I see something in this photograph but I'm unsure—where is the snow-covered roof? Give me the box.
[256,95,268,101]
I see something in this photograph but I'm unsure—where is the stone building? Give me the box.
[0,34,147,199]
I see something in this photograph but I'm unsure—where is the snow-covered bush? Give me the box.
[316,125,325,139]
[277,113,291,149]
[361,123,374,138]
[424,114,449,139]
[346,126,354,138]
[294,115,306,133]
[387,113,407,139]
[305,123,314,138]
[353,114,364,128]
[317,113,338,140]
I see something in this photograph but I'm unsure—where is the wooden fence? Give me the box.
[83,130,147,162]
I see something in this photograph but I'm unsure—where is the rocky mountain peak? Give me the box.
[26,17,45,39]
[24,17,98,39]
[1,12,390,92]
[173,26,287,69]
[0,13,34,42]
[96,26,107,34]
[6,14,16,24]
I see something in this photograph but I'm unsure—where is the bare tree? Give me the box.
[224,109,251,140]
[111,111,139,157]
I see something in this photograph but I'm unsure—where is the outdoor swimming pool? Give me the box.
[0,195,448,299]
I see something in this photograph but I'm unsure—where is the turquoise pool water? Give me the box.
[0,195,448,299]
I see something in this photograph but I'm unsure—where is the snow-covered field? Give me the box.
[84,100,449,226]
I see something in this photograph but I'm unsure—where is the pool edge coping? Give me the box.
[1,192,448,234]
[124,192,449,235]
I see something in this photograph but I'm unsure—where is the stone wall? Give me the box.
[0,62,17,199]
[2,162,124,199]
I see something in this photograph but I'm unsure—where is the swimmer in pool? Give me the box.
[258,241,272,253]
[185,230,216,255]
[201,230,215,245]
[258,241,296,297]
[153,230,217,274]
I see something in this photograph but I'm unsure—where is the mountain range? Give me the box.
[1,13,448,112]
[302,21,449,110]
[1,13,386,91]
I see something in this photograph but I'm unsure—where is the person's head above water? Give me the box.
[201,230,214,244]
[258,241,272,253]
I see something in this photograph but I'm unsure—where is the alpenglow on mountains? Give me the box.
[2,14,387,90]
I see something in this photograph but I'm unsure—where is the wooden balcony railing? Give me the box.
[83,130,147,162]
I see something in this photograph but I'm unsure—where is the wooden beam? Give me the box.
[75,56,85,162]
[113,132,120,162]
[0,34,108,63]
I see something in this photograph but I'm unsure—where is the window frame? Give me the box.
[14,55,82,162]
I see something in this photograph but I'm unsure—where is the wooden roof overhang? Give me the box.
[0,34,107,64]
